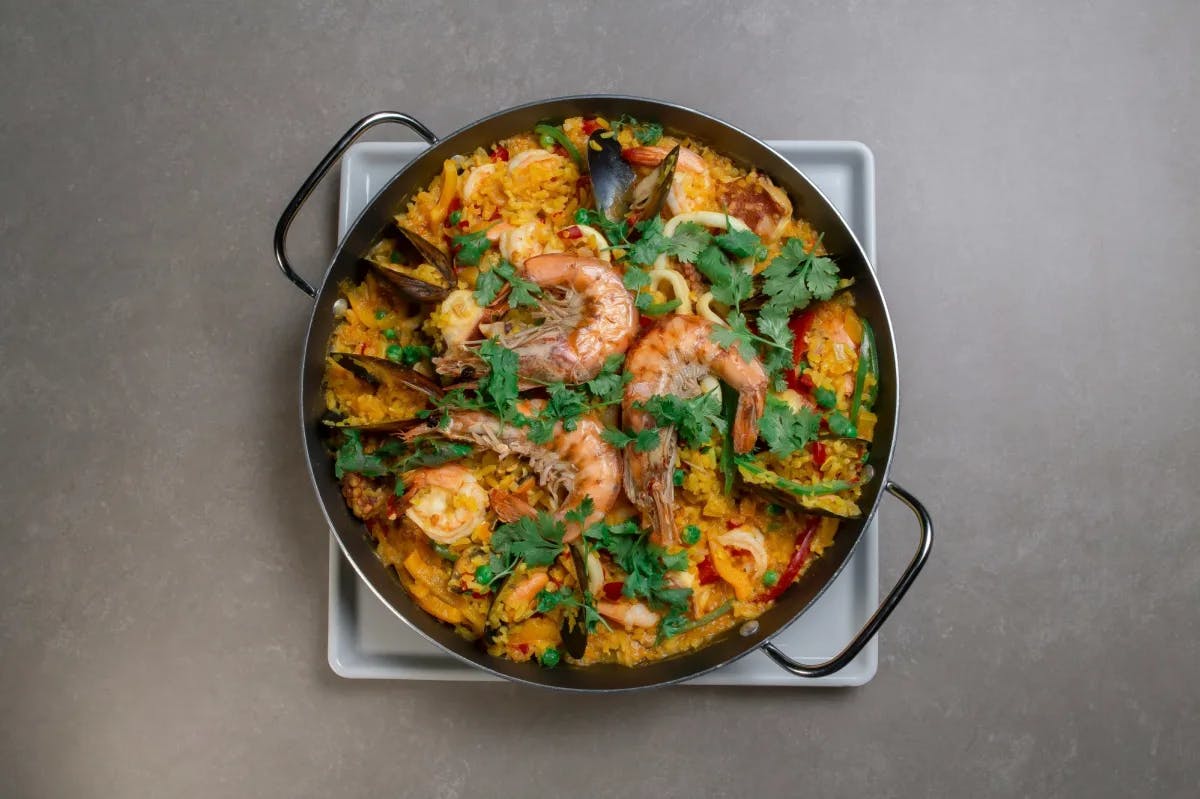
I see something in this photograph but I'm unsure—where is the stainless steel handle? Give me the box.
[761,480,934,678]
[273,111,438,298]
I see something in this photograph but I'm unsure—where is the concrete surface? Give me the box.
[1,1,1197,796]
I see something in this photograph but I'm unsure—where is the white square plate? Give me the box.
[329,139,878,686]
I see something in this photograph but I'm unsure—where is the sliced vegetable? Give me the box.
[533,124,582,167]
[736,457,853,497]
[755,518,820,602]
[657,601,732,642]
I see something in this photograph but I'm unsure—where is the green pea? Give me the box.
[384,328,397,340]
[814,386,837,409]
[574,208,590,225]
[474,564,494,586]
[828,412,858,439]
[447,209,463,226]
[374,309,388,320]
[673,468,685,486]
[766,503,785,516]
[540,647,561,668]
[385,344,403,363]
[681,525,701,546]
[762,570,780,587]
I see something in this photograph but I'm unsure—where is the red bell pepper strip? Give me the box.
[811,441,828,469]
[696,557,720,586]
[755,517,820,603]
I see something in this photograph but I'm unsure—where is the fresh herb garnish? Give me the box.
[451,228,492,266]
[611,114,664,146]
[333,429,391,478]
[759,236,839,319]
[758,395,820,457]
[490,512,567,569]
[602,427,661,452]
[633,389,726,448]
[584,354,630,405]
[474,258,542,308]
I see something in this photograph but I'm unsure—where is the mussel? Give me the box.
[322,352,443,431]
[363,224,455,302]
[558,542,591,659]
[586,131,678,226]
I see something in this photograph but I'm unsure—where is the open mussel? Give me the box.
[586,132,678,227]
[363,224,455,302]
[558,542,591,659]
[587,130,636,223]
[322,352,443,431]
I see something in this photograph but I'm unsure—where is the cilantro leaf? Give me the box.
[634,390,725,449]
[758,395,820,456]
[452,229,492,266]
[714,226,763,260]
[491,512,567,567]
[611,114,664,146]
[622,265,651,291]
[668,222,712,263]
[584,354,629,404]
[478,338,520,421]
[545,382,586,432]
[709,310,759,362]
[759,237,840,319]
[473,259,542,308]
[695,244,752,306]
[602,427,661,452]
[626,217,669,266]
[333,429,391,478]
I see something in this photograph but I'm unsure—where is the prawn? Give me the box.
[620,315,767,545]
[440,254,638,385]
[399,464,490,545]
[401,401,622,542]
[622,144,713,217]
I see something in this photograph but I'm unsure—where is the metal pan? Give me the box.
[273,95,933,691]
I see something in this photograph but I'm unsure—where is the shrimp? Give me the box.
[481,254,639,386]
[621,144,713,217]
[400,464,490,545]
[596,600,661,630]
[490,221,556,265]
[621,315,768,545]
[401,401,622,542]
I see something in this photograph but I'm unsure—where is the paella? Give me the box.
[321,114,879,668]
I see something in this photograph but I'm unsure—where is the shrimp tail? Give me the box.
[733,386,766,453]
[623,428,678,546]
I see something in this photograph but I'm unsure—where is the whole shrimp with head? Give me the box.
[401,399,622,542]
[621,314,768,546]
[436,254,638,386]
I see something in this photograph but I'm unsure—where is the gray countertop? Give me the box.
[2,1,1197,796]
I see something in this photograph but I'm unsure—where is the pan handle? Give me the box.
[760,481,934,679]
[273,112,438,298]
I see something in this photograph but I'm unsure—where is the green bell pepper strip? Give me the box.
[736,457,854,496]
[533,124,582,167]
[656,601,733,644]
